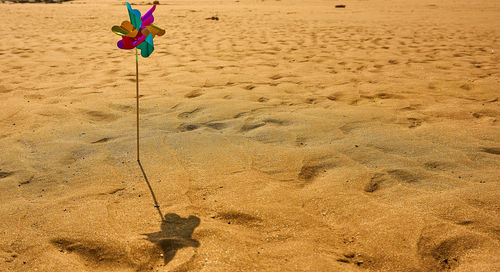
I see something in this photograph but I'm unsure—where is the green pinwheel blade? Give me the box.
[126,2,142,30]
[111,25,129,36]
[137,34,154,58]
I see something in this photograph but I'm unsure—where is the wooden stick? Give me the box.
[135,49,163,220]
[136,48,140,162]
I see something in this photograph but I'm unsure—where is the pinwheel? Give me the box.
[112,2,165,57]
[111,2,165,163]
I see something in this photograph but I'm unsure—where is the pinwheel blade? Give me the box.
[118,21,137,38]
[126,2,142,30]
[112,25,129,36]
[146,24,166,37]
[117,36,135,49]
[137,34,154,58]
[141,4,156,27]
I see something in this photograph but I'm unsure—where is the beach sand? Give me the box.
[0,0,499,271]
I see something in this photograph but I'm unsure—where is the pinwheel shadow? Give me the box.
[138,161,200,264]
[144,213,201,264]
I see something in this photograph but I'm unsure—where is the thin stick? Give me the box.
[135,49,163,221]
[136,48,140,162]
[135,48,165,222]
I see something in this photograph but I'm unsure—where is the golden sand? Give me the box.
[0,0,499,271]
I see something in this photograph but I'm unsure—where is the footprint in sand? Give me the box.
[417,224,488,271]
[109,103,133,113]
[91,137,113,144]
[481,147,500,155]
[84,110,118,122]
[177,108,202,119]
[386,169,421,183]
[364,172,386,193]
[204,122,226,130]
[215,211,262,227]
[0,171,13,179]
[240,122,266,132]
[407,117,423,128]
[178,123,200,132]
[51,237,159,270]
[184,89,204,98]
[336,253,368,267]
[297,159,336,183]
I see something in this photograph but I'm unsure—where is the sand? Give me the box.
[0,0,499,271]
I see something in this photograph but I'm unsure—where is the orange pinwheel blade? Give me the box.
[146,24,166,37]
[121,21,139,37]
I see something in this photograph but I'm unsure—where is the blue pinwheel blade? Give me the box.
[137,33,154,58]
[126,2,142,30]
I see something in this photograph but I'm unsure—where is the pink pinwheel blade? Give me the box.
[141,5,156,27]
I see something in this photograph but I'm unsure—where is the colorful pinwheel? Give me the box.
[110,2,167,222]
[111,2,166,163]
[112,2,165,58]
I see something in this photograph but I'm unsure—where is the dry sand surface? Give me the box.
[1,0,499,271]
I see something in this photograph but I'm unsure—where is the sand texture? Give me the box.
[1,0,499,271]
